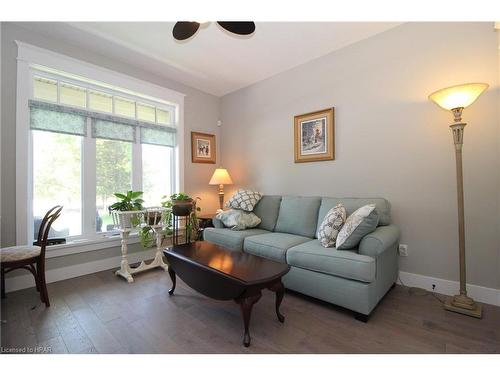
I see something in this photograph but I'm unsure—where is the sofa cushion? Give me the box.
[286,240,376,283]
[226,189,262,212]
[317,198,391,235]
[215,209,261,230]
[203,228,269,251]
[253,195,282,232]
[317,203,346,248]
[336,204,379,250]
[274,196,321,238]
[244,233,311,263]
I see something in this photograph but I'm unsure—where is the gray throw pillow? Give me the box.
[226,189,262,212]
[317,203,346,248]
[336,204,379,250]
[215,209,262,231]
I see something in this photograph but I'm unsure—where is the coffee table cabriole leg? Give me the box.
[235,291,262,347]
[268,279,285,323]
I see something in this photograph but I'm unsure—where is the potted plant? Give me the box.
[108,190,145,229]
[161,193,201,242]
[139,225,156,248]
[139,208,167,248]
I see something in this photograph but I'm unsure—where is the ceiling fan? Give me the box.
[172,21,256,41]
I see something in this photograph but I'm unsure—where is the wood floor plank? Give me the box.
[72,307,125,353]
[2,268,499,354]
[105,317,158,354]
[39,335,68,354]
[47,296,96,354]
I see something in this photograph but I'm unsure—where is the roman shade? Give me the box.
[29,99,176,146]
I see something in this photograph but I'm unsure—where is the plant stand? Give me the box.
[112,209,169,283]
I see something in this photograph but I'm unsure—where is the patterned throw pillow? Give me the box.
[215,209,262,231]
[226,189,262,212]
[336,204,379,250]
[317,204,347,248]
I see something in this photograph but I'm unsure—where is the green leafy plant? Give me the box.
[139,225,156,248]
[109,190,145,212]
[109,190,144,229]
[161,193,201,242]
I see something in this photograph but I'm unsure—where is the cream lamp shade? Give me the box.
[428,83,489,111]
[209,168,233,185]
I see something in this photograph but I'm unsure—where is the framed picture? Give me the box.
[294,108,335,163]
[191,132,216,164]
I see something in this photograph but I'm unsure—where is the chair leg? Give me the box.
[35,261,45,304]
[1,266,6,299]
[38,259,50,307]
[31,264,40,292]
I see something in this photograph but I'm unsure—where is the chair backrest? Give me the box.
[36,206,63,256]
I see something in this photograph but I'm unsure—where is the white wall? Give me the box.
[220,22,500,289]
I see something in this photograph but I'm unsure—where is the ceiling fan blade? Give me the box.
[217,22,255,35]
[173,22,201,40]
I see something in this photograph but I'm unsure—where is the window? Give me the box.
[60,83,86,108]
[32,131,82,238]
[33,77,57,102]
[96,139,133,233]
[142,144,174,207]
[28,68,179,241]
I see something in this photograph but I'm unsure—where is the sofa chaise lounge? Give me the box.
[203,195,400,321]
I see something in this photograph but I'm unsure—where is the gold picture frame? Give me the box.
[294,108,335,163]
[191,132,216,164]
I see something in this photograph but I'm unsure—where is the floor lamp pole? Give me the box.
[443,120,482,318]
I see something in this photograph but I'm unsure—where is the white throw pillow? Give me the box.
[336,204,379,250]
[226,189,262,212]
[317,204,347,248]
[215,209,261,231]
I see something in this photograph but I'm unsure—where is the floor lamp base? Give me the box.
[443,294,482,319]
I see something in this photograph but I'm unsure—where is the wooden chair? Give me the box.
[0,206,63,307]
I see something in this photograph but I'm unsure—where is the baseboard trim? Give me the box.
[398,271,500,307]
[4,249,158,293]
[5,257,500,308]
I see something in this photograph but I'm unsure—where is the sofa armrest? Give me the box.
[358,224,400,257]
[212,217,225,228]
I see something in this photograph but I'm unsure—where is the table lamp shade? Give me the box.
[428,83,488,110]
[209,168,233,185]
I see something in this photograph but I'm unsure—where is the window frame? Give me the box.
[16,41,185,247]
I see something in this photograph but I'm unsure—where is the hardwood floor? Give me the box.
[1,268,499,354]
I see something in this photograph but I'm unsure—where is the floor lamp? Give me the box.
[428,82,488,319]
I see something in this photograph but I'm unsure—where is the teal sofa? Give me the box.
[203,196,400,321]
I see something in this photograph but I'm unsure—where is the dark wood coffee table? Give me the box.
[163,241,290,347]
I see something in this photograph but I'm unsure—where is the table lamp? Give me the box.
[428,82,488,318]
[209,168,233,209]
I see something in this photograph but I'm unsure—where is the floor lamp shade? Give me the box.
[428,82,488,319]
[429,83,489,122]
[209,168,233,209]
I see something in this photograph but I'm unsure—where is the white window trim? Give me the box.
[15,41,185,247]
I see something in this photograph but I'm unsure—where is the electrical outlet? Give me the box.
[398,244,409,257]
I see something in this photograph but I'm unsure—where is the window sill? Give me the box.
[45,234,140,259]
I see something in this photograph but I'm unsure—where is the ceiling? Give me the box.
[18,22,401,96]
